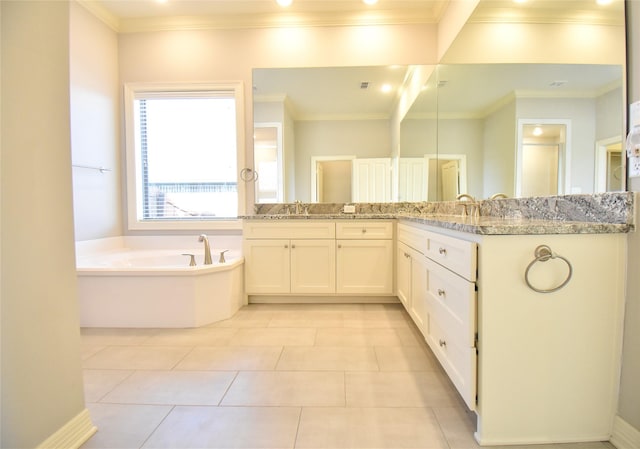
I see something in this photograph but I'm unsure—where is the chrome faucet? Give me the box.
[198,234,213,265]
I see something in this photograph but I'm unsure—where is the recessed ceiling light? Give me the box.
[596,0,612,5]
[276,0,292,6]
[533,126,543,136]
[513,0,528,3]
[381,84,392,93]
[363,0,378,5]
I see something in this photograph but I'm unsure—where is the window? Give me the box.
[124,83,245,230]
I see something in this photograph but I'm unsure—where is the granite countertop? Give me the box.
[395,213,632,235]
[240,213,632,235]
[243,193,634,235]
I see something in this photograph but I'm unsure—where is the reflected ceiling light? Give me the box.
[513,0,528,3]
[381,84,392,93]
[276,0,292,6]
[363,0,379,4]
[533,126,543,136]
[596,0,612,4]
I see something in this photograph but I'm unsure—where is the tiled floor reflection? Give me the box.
[80,303,617,449]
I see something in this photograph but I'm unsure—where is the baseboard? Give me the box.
[610,415,640,449]
[248,295,400,304]
[36,408,97,449]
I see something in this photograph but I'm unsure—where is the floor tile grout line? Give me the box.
[292,406,304,449]
[137,404,176,449]
[217,370,241,406]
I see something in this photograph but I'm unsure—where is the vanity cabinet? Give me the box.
[398,220,626,446]
[336,221,394,295]
[243,221,336,294]
[397,222,477,410]
[243,219,394,297]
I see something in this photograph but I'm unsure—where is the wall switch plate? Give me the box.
[630,157,640,178]
[343,204,356,213]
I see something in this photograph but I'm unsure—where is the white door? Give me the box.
[352,158,391,202]
[398,158,428,201]
[441,160,459,201]
[522,144,559,197]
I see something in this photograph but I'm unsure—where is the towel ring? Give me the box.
[240,168,258,182]
[524,245,573,293]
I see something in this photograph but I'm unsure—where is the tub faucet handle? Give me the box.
[219,250,229,264]
[182,253,197,266]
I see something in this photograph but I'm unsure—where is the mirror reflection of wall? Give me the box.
[518,123,568,197]
[254,124,283,203]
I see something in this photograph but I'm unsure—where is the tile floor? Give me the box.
[80,303,616,449]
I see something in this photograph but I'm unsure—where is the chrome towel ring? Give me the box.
[524,245,573,293]
[240,168,258,182]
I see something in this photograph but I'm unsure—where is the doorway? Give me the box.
[516,120,571,197]
[254,123,283,203]
[595,136,624,192]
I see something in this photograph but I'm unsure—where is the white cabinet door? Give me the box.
[290,239,336,294]
[409,250,428,333]
[337,239,393,294]
[244,239,290,294]
[396,242,412,308]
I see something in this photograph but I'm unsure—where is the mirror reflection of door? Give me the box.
[517,121,569,197]
[311,156,355,203]
[595,137,624,192]
[441,160,460,201]
[254,124,283,203]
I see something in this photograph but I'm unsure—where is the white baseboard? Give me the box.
[36,408,97,449]
[610,415,640,449]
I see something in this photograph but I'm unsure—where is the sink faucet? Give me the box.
[198,234,213,265]
[455,194,479,218]
[489,193,508,200]
[294,200,303,215]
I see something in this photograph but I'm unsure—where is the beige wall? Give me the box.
[1,1,87,447]
[70,1,121,241]
[620,0,640,434]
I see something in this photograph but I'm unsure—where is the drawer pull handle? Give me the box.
[438,339,447,348]
[438,247,447,255]
[525,245,573,293]
[437,289,446,297]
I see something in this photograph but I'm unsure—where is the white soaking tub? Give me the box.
[76,236,245,328]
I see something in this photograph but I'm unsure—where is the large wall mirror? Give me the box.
[253,62,624,203]
[402,63,625,201]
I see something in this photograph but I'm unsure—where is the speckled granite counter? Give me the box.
[242,192,634,235]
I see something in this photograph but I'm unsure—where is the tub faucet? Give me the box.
[198,234,213,265]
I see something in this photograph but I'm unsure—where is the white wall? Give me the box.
[1,1,89,447]
[483,100,517,197]
[70,1,121,240]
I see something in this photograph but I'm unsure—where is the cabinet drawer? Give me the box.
[244,221,335,239]
[426,313,477,411]
[426,258,476,347]
[398,223,427,253]
[425,231,477,281]
[336,221,393,239]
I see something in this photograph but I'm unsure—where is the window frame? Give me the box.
[124,82,245,231]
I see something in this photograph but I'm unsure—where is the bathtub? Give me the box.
[76,236,245,328]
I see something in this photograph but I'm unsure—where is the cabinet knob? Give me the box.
[338,244,342,249]
[439,339,447,348]
[291,244,296,249]
[437,289,446,297]
[362,228,367,233]
[438,247,447,255]
[284,244,288,249]
[405,252,410,258]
